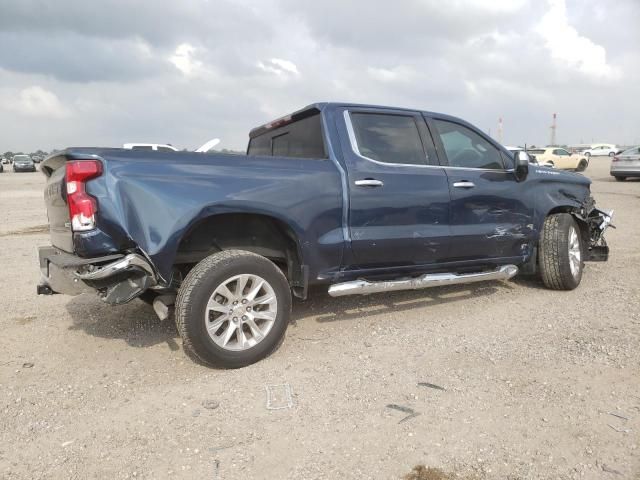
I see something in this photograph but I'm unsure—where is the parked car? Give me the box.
[0,162,3,173]
[527,147,589,171]
[37,102,613,368]
[1,157,12,164]
[584,144,618,157]
[505,146,554,168]
[12,155,36,172]
[610,145,640,181]
[32,155,43,163]
[123,143,179,152]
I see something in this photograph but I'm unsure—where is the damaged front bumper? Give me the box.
[580,206,614,261]
[37,246,159,304]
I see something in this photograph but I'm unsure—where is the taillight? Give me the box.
[65,160,102,231]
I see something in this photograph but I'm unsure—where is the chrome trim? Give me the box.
[75,253,156,283]
[342,110,513,173]
[328,264,518,297]
[324,112,351,243]
[453,181,475,188]
[354,179,384,187]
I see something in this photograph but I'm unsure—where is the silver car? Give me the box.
[611,146,640,181]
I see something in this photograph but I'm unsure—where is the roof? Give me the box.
[248,102,463,138]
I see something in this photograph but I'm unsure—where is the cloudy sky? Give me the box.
[0,0,638,152]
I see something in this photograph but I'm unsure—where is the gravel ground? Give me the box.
[0,160,639,480]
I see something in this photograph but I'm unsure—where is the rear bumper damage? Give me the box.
[37,246,159,304]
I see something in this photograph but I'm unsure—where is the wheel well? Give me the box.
[545,207,590,244]
[174,213,306,294]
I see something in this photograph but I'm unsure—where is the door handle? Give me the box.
[355,179,384,187]
[453,181,475,188]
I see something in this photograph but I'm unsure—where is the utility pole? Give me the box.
[497,117,503,144]
[550,113,557,146]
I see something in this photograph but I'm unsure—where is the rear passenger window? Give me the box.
[247,112,326,159]
[131,145,154,151]
[350,113,426,165]
[432,119,504,169]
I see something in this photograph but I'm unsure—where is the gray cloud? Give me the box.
[0,0,638,153]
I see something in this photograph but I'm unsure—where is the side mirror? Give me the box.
[514,151,529,182]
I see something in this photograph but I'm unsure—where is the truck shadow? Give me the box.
[66,294,180,350]
[293,281,510,324]
[65,280,513,348]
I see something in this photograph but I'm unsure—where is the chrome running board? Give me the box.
[328,265,518,297]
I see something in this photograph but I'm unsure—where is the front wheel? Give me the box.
[175,250,291,368]
[576,159,588,172]
[539,214,584,290]
[614,176,626,182]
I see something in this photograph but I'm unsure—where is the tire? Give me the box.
[608,152,615,157]
[175,250,291,368]
[576,160,588,172]
[585,152,591,158]
[539,214,584,290]
[614,176,626,182]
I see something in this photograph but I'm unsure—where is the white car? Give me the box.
[583,144,618,157]
[504,146,554,168]
[123,143,179,152]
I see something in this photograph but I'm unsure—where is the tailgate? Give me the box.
[41,155,73,252]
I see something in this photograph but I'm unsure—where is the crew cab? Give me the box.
[37,103,613,368]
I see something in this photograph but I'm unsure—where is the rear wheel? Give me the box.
[175,250,291,368]
[614,176,626,182]
[585,152,591,158]
[576,159,588,172]
[608,152,615,157]
[539,214,584,290]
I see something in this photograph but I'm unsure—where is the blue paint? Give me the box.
[42,102,598,290]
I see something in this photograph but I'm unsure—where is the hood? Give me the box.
[532,165,591,186]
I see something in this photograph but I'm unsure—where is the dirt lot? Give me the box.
[1,159,638,480]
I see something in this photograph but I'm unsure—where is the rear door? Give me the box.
[427,117,533,261]
[552,148,572,169]
[337,107,451,268]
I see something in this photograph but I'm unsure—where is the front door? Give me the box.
[337,108,451,268]
[427,117,534,262]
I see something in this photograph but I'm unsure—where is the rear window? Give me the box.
[247,113,326,159]
[350,113,427,165]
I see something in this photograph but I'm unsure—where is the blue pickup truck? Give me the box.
[38,102,612,368]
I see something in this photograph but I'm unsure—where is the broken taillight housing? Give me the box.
[65,160,103,231]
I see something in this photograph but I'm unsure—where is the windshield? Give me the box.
[622,146,640,155]
[14,155,31,161]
